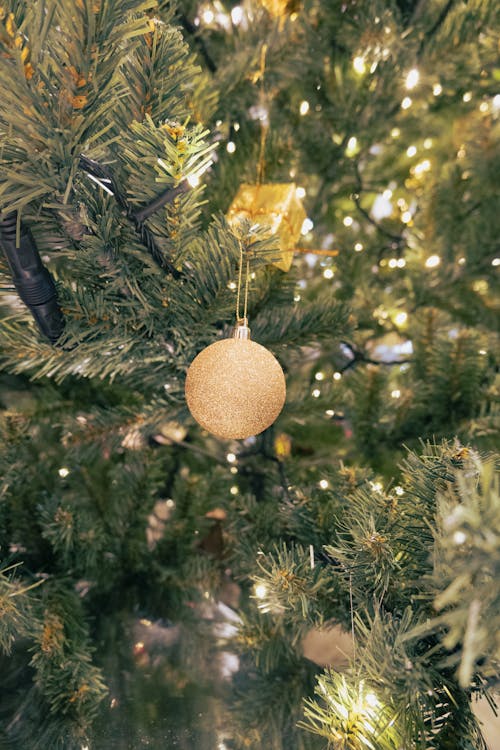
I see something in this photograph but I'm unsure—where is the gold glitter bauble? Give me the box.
[185,336,286,439]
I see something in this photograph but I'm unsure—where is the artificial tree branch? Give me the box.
[79,155,188,278]
[353,163,406,249]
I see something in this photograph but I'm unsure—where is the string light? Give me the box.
[301,217,314,234]
[453,531,467,545]
[323,268,334,279]
[433,83,442,96]
[312,388,321,398]
[299,100,310,115]
[395,486,404,496]
[354,242,364,252]
[226,452,236,463]
[226,141,236,153]
[397,258,406,268]
[391,389,401,398]
[315,372,325,381]
[230,486,239,495]
[401,211,412,223]
[391,127,401,137]
[413,159,431,175]
[346,136,358,157]
[187,158,213,188]
[401,97,412,109]
[343,216,353,227]
[231,6,244,24]
[463,91,472,102]
[406,145,417,157]
[319,479,329,490]
[372,193,393,220]
[295,186,306,199]
[353,56,366,74]
[325,409,335,416]
[202,8,214,24]
[365,692,380,709]
[58,467,70,477]
[491,258,500,267]
[394,311,408,326]
[423,138,433,149]
[333,372,342,381]
[388,258,398,268]
[425,255,441,268]
[405,68,419,90]
[254,583,267,599]
[492,94,500,111]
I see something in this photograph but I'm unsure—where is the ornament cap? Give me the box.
[233,318,251,340]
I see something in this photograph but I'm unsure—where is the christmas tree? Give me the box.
[0,1,499,748]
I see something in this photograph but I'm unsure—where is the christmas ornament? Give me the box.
[227,183,306,272]
[186,237,286,439]
[185,319,286,439]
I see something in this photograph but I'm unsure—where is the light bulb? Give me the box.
[425,255,441,268]
[405,68,419,90]
[231,6,244,24]
[353,56,366,74]
[301,217,314,234]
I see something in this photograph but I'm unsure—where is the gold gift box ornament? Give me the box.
[227,183,306,272]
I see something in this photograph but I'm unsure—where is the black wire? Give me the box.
[78,155,187,278]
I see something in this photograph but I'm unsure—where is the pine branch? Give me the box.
[78,155,187,277]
